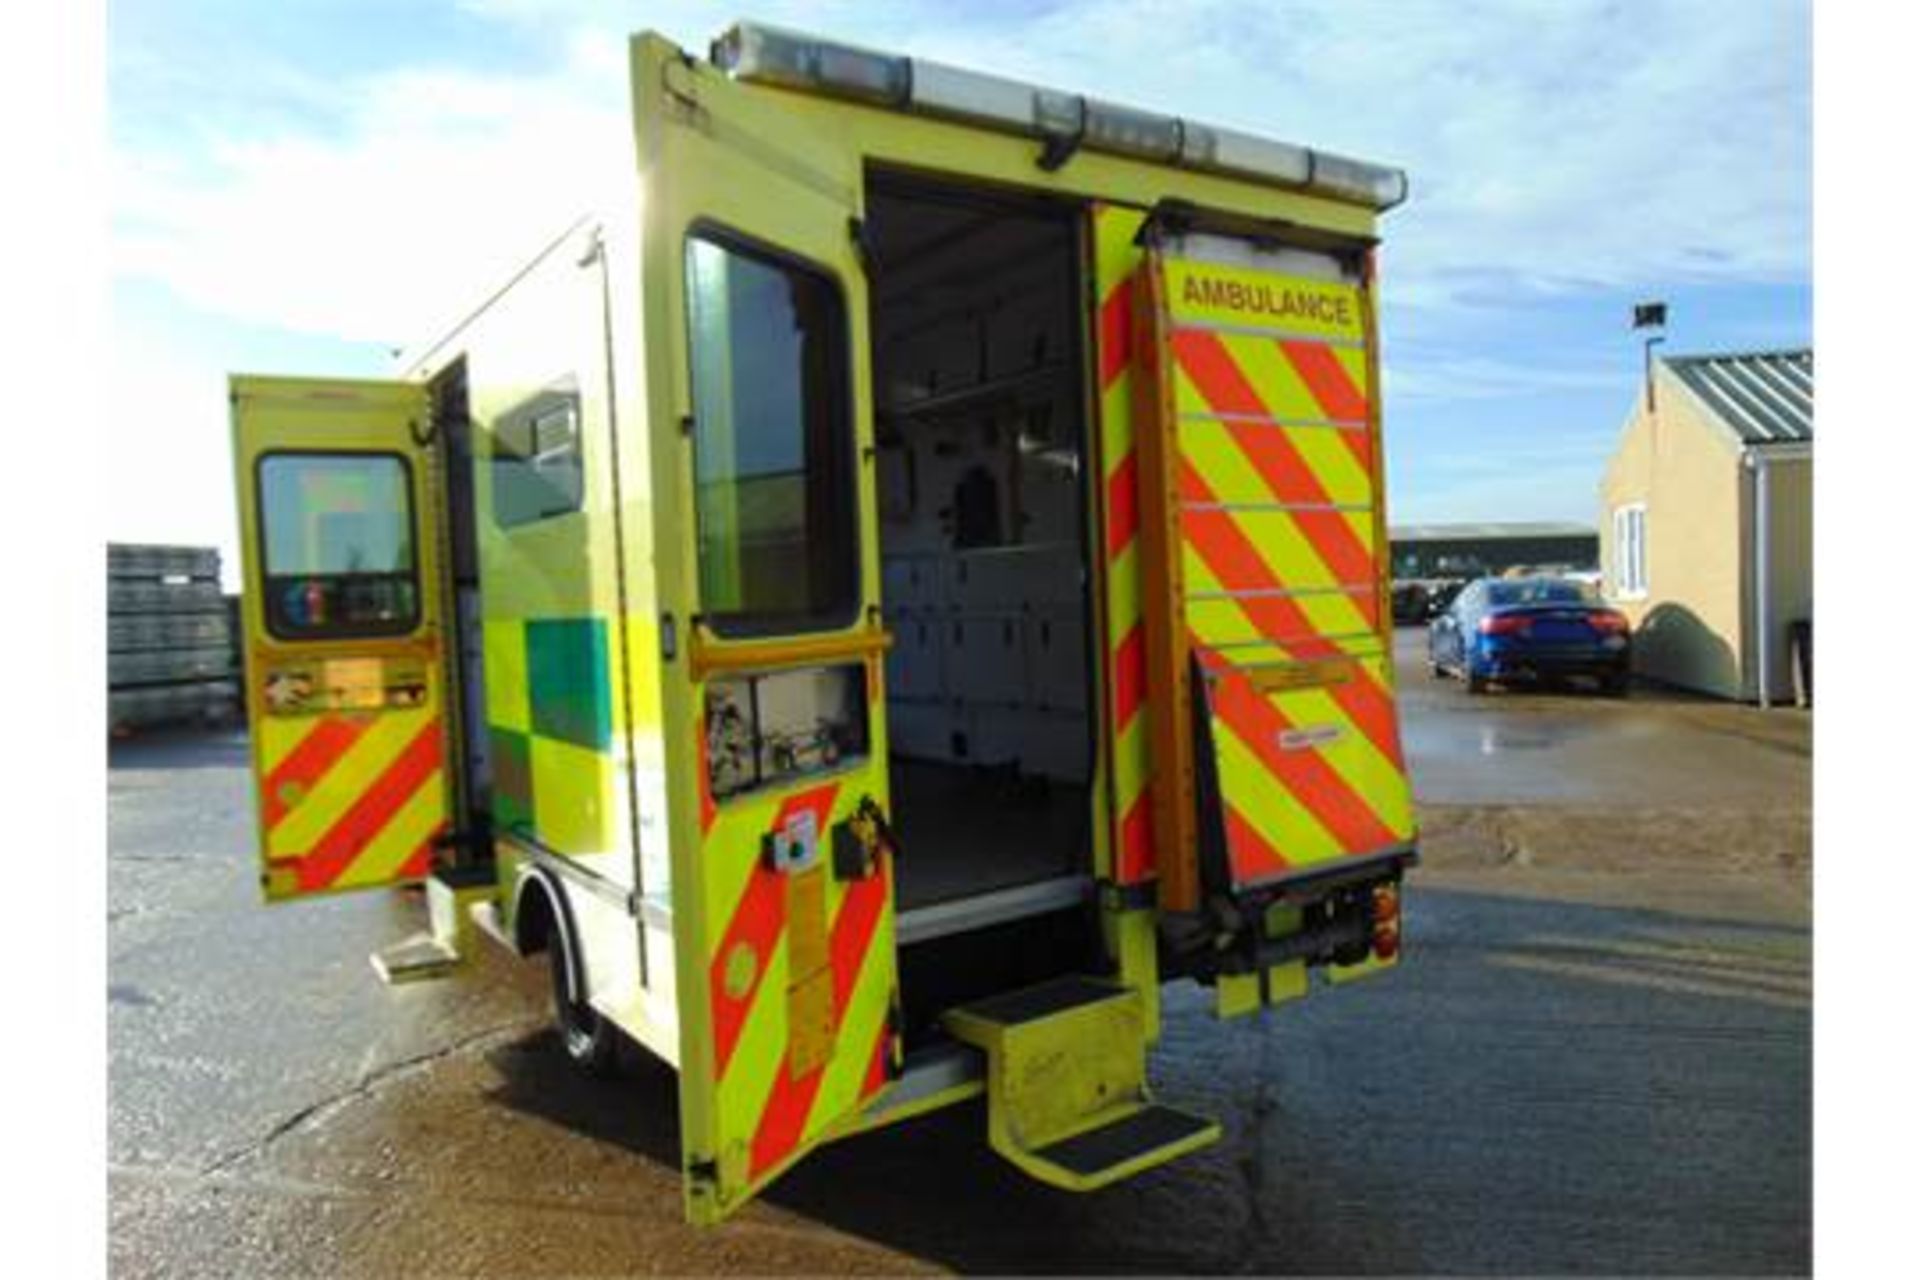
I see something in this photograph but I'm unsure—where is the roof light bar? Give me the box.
[711,22,1408,211]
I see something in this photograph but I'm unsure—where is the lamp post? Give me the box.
[1633,301,1667,413]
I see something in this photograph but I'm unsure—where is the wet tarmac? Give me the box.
[109,643,1811,1275]
[1394,628,1812,811]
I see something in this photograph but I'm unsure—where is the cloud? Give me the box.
[1383,355,1621,406]
[111,0,1809,359]
[113,46,629,345]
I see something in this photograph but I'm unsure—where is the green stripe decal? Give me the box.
[526,618,612,752]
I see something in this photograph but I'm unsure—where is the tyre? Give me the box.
[1602,670,1631,698]
[1465,669,1488,695]
[549,938,621,1076]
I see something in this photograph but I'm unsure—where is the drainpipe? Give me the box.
[1751,452,1773,708]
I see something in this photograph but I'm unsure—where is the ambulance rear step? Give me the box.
[943,975,1219,1190]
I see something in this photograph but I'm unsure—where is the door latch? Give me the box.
[832,795,898,881]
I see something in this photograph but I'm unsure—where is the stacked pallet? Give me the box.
[107,544,241,732]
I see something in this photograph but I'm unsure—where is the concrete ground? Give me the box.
[108,633,1811,1275]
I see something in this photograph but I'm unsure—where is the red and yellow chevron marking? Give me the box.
[699,774,899,1205]
[1151,247,1411,887]
[256,704,447,899]
[1092,203,1156,885]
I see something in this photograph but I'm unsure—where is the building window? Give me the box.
[493,380,585,528]
[258,452,420,639]
[1612,504,1648,599]
[685,229,857,637]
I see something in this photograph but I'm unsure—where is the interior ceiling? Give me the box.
[868,188,1067,307]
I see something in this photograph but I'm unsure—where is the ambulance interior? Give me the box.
[866,175,1098,943]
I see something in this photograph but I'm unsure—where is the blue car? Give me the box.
[1427,577,1632,696]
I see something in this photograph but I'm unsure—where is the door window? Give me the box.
[685,231,857,636]
[258,452,420,639]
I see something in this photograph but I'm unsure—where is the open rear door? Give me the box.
[1126,213,1416,911]
[632,34,903,1224]
[231,376,453,902]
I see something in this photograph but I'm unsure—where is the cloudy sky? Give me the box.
[109,0,1810,576]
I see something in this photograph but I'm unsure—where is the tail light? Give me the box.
[1479,613,1530,636]
[1587,609,1630,635]
[1370,883,1401,960]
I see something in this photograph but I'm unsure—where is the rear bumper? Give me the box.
[1471,639,1629,679]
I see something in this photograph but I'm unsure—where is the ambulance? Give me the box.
[230,22,1417,1225]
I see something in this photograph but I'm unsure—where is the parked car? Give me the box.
[1427,576,1632,695]
[1391,581,1432,625]
[1422,577,1468,620]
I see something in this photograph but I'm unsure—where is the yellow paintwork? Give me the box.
[235,24,1408,1227]
[620,28,1397,1220]
[631,34,900,1226]
[944,982,1220,1189]
[229,375,452,903]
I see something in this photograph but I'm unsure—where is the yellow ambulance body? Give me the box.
[230,22,1416,1225]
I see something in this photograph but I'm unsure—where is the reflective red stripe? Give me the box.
[1117,792,1154,882]
[1099,279,1132,388]
[709,866,782,1081]
[829,867,887,1020]
[292,721,443,893]
[1106,450,1140,560]
[1172,331,1376,588]
[262,715,369,828]
[749,843,887,1180]
[1327,667,1406,770]
[860,1017,892,1101]
[1277,338,1377,474]
[396,825,445,881]
[1207,670,1399,857]
[709,781,842,1081]
[1278,339,1369,422]
[749,1052,823,1179]
[1222,801,1290,881]
[695,728,717,835]
[1112,622,1147,732]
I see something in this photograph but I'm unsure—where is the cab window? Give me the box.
[685,230,857,636]
[258,452,419,639]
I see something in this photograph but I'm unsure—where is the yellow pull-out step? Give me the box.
[943,976,1219,1190]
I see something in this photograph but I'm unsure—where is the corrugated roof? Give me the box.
[1389,521,1597,543]
[1664,349,1813,447]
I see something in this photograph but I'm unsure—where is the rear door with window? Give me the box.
[231,376,452,901]
[632,34,902,1225]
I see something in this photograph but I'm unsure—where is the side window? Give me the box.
[685,230,857,636]
[493,380,585,528]
[258,452,419,639]
[1613,504,1648,597]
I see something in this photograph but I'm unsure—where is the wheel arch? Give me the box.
[512,866,588,1007]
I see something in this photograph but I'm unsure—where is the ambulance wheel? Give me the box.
[549,943,620,1076]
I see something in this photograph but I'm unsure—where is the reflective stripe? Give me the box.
[1149,249,1412,886]
[1093,203,1155,887]
[289,719,444,893]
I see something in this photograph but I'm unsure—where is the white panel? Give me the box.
[892,614,945,702]
[945,612,1026,706]
[886,552,951,611]
[1024,606,1086,713]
